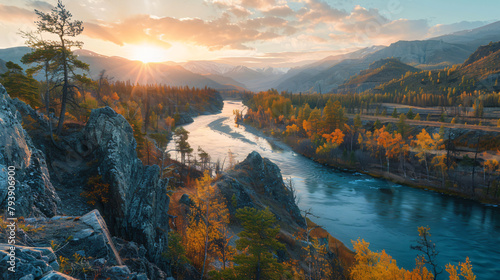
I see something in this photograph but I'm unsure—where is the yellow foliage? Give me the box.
[445,257,476,280]
[351,238,434,280]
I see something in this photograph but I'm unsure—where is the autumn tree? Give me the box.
[414,129,434,180]
[31,0,89,134]
[411,226,442,280]
[303,108,322,140]
[321,99,346,133]
[185,172,233,277]
[376,127,401,173]
[316,129,345,161]
[445,257,476,280]
[350,238,433,280]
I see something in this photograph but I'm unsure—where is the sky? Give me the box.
[0,0,498,67]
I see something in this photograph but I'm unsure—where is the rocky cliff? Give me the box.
[0,84,60,218]
[81,107,170,265]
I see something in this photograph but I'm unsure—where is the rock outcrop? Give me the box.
[0,84,60,218]
[214,151,305,228]
[0,210,150,279]
[82,107,170,265]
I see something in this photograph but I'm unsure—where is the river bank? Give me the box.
[238,111,500,206]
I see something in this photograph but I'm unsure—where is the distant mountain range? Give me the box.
[275,21,500,93]
[0,20,499,94]
[370,41,500,95]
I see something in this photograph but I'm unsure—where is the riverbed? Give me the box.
[167,101,500,279]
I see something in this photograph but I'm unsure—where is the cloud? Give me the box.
[330,6,430,46]
[297,0,348,25]
[228,6,252,18]
[262,5,294,17]
[0,5,35,22]
[82,14,294,50]
[26,1,53,11]
[83,22,127,46]
[241,0,276,9]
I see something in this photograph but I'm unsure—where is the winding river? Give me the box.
[168,101,500,279]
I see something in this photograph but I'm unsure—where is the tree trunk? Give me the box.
[201,197,209,280]
[56,35,70,135]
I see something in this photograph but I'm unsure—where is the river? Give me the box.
[168,101,500,279]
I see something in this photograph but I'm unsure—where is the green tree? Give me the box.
[0,61,40,107]
[406,108,415,119]
[174,127,193,165]
[397,114,410,137]
[354,113,362,130]
[31,0,89,134]
[224,207,285,280]
[391,108,398,118]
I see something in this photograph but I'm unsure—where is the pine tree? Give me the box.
[0,61,40,107]
[30,0,89,134]
[220,207,285,280]
[392,108,398,118]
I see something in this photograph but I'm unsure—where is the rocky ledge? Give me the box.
[214,151,306,228]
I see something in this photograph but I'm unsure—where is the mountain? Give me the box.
[276,22,500,93]
[336,58,419,93]
[201,73,247,89]
[0,46,30,67]
[0,58,6,73]
[373,41,500,95]
[431,21,500,49]
[365,40,473,67]
[218,65,284,92]
[276,40,475,93]
[301,45,386,71]
[181,60,235,75]
[0,47,243,91]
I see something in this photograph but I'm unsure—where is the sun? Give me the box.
[132,44,167,63]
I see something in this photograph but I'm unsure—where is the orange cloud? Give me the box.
[82,13,295,50]
[0,5,36,22]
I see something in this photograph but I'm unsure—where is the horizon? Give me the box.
[0,0,499,68]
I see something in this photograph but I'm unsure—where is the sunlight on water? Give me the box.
[168,101,500,279]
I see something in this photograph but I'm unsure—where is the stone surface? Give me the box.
[0,84,60,218]
[214,151,305,228]
[82,107,170,266]
[0,245,55,280]
[39,271,78,280]
[113,237,168,280]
